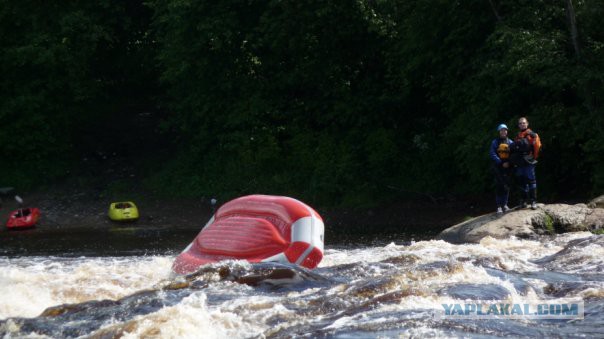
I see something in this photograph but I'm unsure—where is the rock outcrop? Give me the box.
[588,195,604,209]
[437,197,604,244]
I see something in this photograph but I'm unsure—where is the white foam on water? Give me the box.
[324,236,564,277]
[0,318,52,339]
[322,314,357,330]
[314,235,599,330]
[1,233,602,337]
[542,235,604,274]
[0,256,173,319]
[579,287,604,299]
[115,292,266,339]
[552,231,595,243]
[321,243,406,267]
[397,326,452,338]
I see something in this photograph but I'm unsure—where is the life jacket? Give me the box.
[496,140,510,160]
[512,128,541,159]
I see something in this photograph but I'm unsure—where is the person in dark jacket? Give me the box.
[510,117,542,209]
[490,123,514,214]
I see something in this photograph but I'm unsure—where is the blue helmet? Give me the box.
[497,124,508,131]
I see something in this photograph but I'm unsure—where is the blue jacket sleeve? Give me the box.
[489,139,501,165]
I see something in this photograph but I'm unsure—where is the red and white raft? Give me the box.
[172,195,325,275]
[6,207,40,230]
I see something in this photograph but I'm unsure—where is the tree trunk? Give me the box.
[488,0,502,23]
[565,0,581,61]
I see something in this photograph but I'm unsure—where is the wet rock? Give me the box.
[543,281,602,298]
[541,204,591,232]
[439,283,511,300]
[379,254,420,266]
[535,236,604,273]
[436,209,540,244]
[585,208,604,231]
[588,195,604,209]
[437,201,604,244]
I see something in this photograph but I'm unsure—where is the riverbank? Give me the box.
[1,181,494,240]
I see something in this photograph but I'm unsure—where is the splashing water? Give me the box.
[1,232,603,338]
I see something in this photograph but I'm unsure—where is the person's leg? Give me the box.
[502,171,511,211]
[515,166,529,208]
[527,164,537,209]
[494,170,505,212]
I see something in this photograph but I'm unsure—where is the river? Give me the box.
[1,226,603,338]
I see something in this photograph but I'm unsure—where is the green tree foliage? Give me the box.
[445,0,604,197]
[0,1,100,185]
[148,0,604,204]
[0,1,156,187]
[2,0,603,206]
[148,0,412,204]
[147,0,497,204]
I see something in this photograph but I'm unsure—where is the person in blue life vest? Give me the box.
[490,123,514,214]
[509,117,542,210]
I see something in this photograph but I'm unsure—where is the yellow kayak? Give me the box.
[108,201,139,221]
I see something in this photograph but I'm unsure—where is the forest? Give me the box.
[1,0,603,207]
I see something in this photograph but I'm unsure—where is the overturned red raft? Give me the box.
[172,195,325,275]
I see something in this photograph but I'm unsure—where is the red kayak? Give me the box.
[6,207,40,229]
[172,195,325,275]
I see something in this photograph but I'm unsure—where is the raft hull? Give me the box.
[6,208,40,230]
[173,195,324,275]
[108,202,139,221]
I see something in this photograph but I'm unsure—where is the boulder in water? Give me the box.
[437,200,604,244]
[588,195,604,209]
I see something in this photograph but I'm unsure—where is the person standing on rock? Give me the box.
[490,123,514,214]
[510,117,542,209]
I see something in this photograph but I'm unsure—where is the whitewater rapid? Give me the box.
[1,232,603,338]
